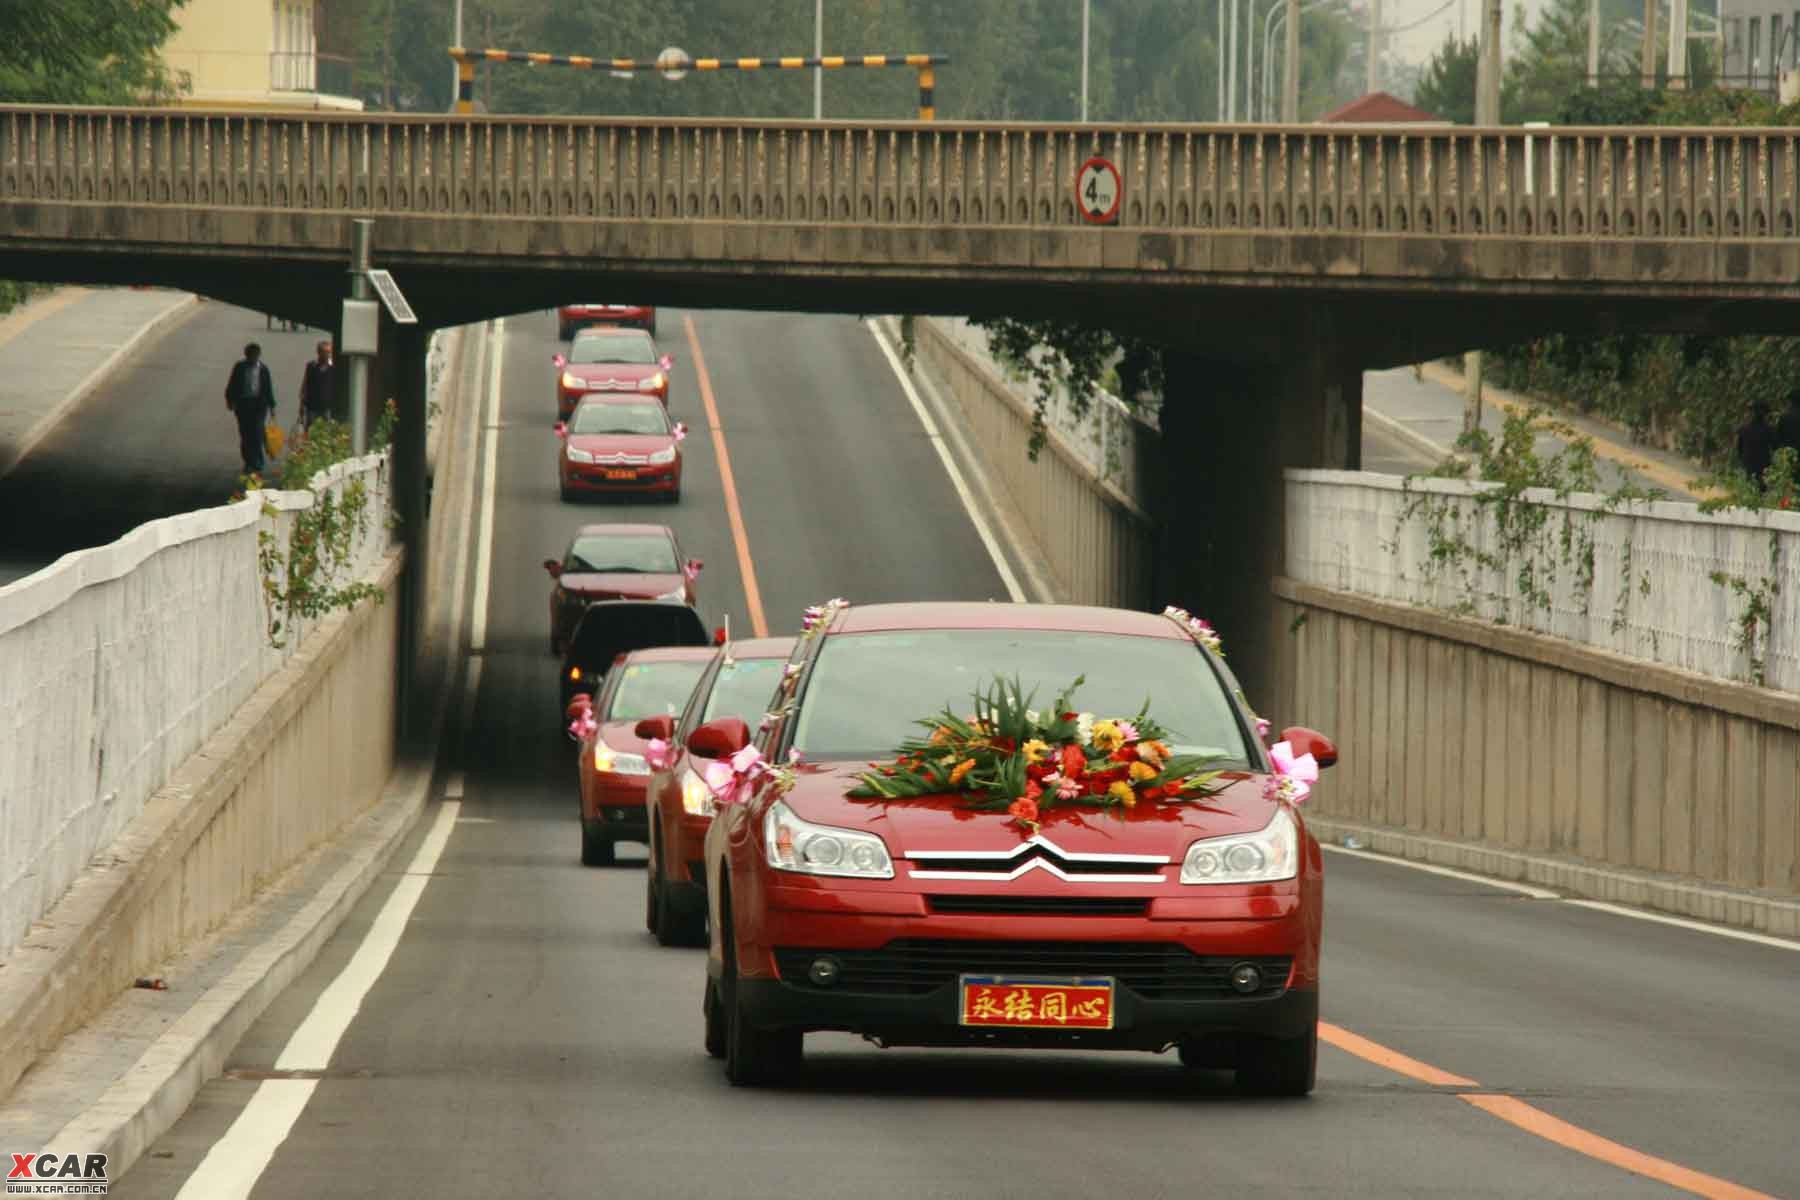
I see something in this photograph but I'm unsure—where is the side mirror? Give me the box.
[712,626,728,646]
[544,558,563,579]
[552,353,567,368]
[1278,726,1338,769]
[659,353,674,370]
[687,558,704,577]
[687,717,750,759]
[553,421,568,438]
[673,421,688,437]
[566,694,594,724]
[635,714,676,741]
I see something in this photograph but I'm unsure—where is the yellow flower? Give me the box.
[1107,780,1137,807]
[1090,720,1124,753]
[1137,740,1169,766]
[1022,738,1052,764]
[949,758,977,786]
[930,726,953,745]
[1129,761,1158,783]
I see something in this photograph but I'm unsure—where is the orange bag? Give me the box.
[263,420,285,459]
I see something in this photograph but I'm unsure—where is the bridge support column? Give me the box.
[1155,328,1360,713]
[389,324,430,742]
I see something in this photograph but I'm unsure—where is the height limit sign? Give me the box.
[1076,156,1122,225]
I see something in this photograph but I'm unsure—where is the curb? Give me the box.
[1362,404,1460,468]
[0,292,201,483]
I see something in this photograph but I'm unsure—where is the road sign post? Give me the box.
[1076,156,1122,226]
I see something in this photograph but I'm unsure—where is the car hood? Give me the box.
[776,763,1282,857]
[566,433,674,455]
[560,571,685,599]
[567,363,659,382]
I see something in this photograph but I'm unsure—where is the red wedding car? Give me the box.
[700,602,1334,1093]
[570,646,714,866]
[553,327,672,419]
[641,637,797,945]
[543,524,702,655]
[559,303,656,341]
[554,396,687,502]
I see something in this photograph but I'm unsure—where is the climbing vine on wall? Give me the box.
[1691,447,1798,686]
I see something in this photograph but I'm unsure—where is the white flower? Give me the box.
[1075,712,1095,744]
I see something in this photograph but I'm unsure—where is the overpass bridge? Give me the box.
[6,104,1800,693]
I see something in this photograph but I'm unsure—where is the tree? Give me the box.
[1504,0,1628,121]
[1412,33,1479,123]
[0,0,189,104]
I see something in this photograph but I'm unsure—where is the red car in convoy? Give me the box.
[699,601,1334,1093]
[640,637,797,945]
[569,646,714,866]
[559,303,656,341]
[553,327,672,419]
[543,524,702,655]
[555,396,687,502]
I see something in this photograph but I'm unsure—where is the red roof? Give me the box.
[1320,91,1444,123]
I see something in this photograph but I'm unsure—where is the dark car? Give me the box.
[559,599,713,716]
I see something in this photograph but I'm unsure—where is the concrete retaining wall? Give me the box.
[1271,576,1800,936]
[0,456,392,963]
[915,317,1155,609]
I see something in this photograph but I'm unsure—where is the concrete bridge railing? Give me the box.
[5,107,1796,249]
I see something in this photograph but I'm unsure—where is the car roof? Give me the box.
[573,325,652,340]
[723,636,797,659]
[829,601,1188,640]
[619,646,717,665]
[570,522,674,540]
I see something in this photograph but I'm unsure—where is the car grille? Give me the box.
[926,895,1149,917]
[773,941,1291,1000]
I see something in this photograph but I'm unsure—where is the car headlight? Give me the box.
[764,800,893,878]
[638,371,666,392]
[566,446,595,463]
[1181,808,1298,885]
[648,446,677,465]
[594,745,650,775]
[655,587,686,601]
[561,371,586,390]
[681,767,715,817]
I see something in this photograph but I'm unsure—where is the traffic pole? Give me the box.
[346,220,374,454]
[454,55,474,114]
[918,65,935,120]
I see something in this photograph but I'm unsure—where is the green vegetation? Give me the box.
[0,0,189,105]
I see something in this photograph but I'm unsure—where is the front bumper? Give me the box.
[583,775,649,823]
[560,461,680,494]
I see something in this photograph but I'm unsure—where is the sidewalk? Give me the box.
[1360,361,1709,501]
[0,287,199,481]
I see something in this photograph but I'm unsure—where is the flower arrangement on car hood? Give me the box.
[848,676,1226,835]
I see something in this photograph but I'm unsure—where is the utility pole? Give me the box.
[1668,0,1689,88]
[1642,0,1659,86]
[1465,0,1502,436]
[1081,0,1091,121]
[1367,0,1381,92]
[814,0,823,118]
[1587,0,1599,85]
[344,219,375,454]
[1228,0,1240,119]
[1218,0,1227,118]
[1283,0,1300,119]
[450,0,464,107]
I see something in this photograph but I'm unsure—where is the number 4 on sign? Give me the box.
[1076,156,1122,225]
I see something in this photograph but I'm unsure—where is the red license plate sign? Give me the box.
[959,976,1114,1030]
[603,469,637,480]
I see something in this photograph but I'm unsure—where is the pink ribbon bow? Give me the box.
[703,744,768,807]
[1263,740,1320,805]
[645,737,674,770]
[567,710,597,742]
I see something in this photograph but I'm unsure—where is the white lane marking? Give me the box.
[1322,843,1563,900]
[468,317,506,654]
[1563,900,1800,952]
[866,318,1025,603]
[174,1080,316,1200]
[172,801,461,1200]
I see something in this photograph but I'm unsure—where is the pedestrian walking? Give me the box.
[1735,399,1777,484]
[224,342,276,476]
[299,340,335,429]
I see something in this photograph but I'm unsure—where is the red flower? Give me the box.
[989,736,1017,756]
[1008,795,1040,825]
[1059,744,1088,779]
[1110,748,1135,764]
[1141,785,1167,802]
[1025,762,1054,782]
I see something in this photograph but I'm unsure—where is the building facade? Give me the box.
[160,0,361,110]
[1719,0,1800,93]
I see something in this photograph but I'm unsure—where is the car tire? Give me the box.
[702,978,727,1059]
[580,822,615,867]
[651,842,706,947]
[1235,1024,1317,1097]
[723,898,800,1086]
[559,478,574,503]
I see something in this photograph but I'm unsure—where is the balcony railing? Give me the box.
[269,52,354,99]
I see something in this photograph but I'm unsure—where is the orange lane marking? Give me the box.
[1460,1094,1779,1200]
[1318,1021,1479,1087]
[682,314,768,638]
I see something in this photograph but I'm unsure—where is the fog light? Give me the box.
[808,957,841,987]
[1228,962,1263,995]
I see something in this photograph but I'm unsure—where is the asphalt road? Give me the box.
[0,302,324,586]
[48,310,1800,1199]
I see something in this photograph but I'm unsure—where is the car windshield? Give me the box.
[570,402,668,436]
[570,331,656,365]
[606,660,708,722]
[701,657,787,725]
[790,629,1250,764]
[564,533,678,574]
